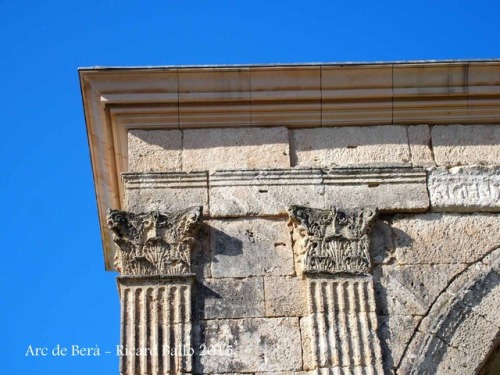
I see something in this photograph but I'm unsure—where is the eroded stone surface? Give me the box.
[428,165,500,212]
[322,168,429,212]
[432,124,500,166]
[194,318,302,373]
[123,172,209,215]
[264,276,306,317]
[209,169,324,217]
[209,167,429,216]
[128,129,182,172]
[302,277,384,373]
[289,206,377,275]
[398,250,500,374]
[196,277,265,320]
[210,219,294,278]
[107,207,202,275]
[390,213,500,264]
[377,314,422,373]
[292,126,411,167]
[407,125,435,166]
[118,278,193,374]
[183,127,290,172]
[373,264,466,315]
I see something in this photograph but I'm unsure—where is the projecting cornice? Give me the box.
[79,61,500,270]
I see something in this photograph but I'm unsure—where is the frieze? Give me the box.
[289,205,377,275]
[107,206,202,275]
[428,166,500,212]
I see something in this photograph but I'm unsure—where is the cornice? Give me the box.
[79,61,500,270]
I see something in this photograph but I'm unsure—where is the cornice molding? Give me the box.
[79,61,500,270]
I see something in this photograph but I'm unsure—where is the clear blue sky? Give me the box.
[0,1,498,373]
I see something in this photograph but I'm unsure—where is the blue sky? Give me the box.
[0,1,498,373]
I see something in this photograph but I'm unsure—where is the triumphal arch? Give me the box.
[80,61,500,374]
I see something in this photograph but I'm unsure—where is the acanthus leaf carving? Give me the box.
[289,205,377,275]
[106,206,203,276]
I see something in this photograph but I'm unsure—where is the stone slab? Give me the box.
[373,264,466,316]
[292,126,412,167]
[264,276,307,317]
[431,124,500,166]
[209,167,429,217]
[377,314,421,373]
[209,169,324,217]
[390,213,500,264]
[196,277,265,320]
[194,317,302,373]
[210,219,294,278]
[128,129,182,172]
[122,172,209,215]
[322,167,429,212]
[407,125,435,166]
[428,165,500,212]
[183,127,290,172]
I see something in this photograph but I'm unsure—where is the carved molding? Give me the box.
[106,206,202,276]
[289,205,377,275]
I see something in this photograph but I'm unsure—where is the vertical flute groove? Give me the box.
[349,282,362,367]
[309,281,320,367]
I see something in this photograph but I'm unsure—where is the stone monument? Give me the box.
[80,61,500,374]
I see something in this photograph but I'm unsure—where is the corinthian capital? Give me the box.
[289,205,377,275]
[106,206,203,276]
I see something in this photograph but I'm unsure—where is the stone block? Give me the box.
[390,213,500,264]
[446,309,498,356]
[183,127,290,172]
[209,167,429,217]
[264,276,307,317]
[128,129,182,172]
[292,126,411,167]
[373,264,466,315]
[322,167,429,212]
[428,165,500,212]
[432,124,500,166]
[209,169,325,217]
[407,125,434,166]
[469,280,500,328]
[122,172,209,215]
[194,318,302,373]
[195,277,265,320]
[210,218,294,278]
[377,314,421,372]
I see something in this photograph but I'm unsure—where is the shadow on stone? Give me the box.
[191,223,212,279]
[370,217,413,375]
[193,282,222,321]
[211,226,244,258]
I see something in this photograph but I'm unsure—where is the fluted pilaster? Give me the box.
[108,207,203,375]
[290,205,384,374]
[118,276,194,375]
[306,276,384,375]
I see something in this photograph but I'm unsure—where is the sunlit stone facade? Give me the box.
[81,61,500,374]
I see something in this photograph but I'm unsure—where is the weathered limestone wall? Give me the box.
[117,123,499,375]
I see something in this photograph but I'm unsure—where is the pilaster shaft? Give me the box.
[306,276,384,374]
[118,276,193,375]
